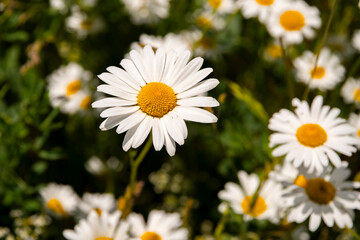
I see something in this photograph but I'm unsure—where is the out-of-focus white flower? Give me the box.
[128,210,188,240]
[0,227,10,238]
[341,77,360,106]
[263,41,282,61]
[85,156,107,175]
[82,0,98,7]
[266,0,321,44]
[49,0,67,13]
[206,0,240,14]
[348,113,360,149]
[218,171,283,223]
[293,48,345,91]
[121,0,170,25]
[79,193,116,216]
[352,30,360,52]
[63,211,129,240]
[195,11,226,30]
[40,183,79,216]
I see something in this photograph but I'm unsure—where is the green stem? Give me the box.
[129,137,153,196]
[280,38,295,101]
[302,0,338,100]
[214,206,229,240]
[346,227,360,240]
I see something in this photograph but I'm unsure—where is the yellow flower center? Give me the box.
[94,208,102,216]
[357,129,360,137]
[294,175,308,188]
[137,82,177,118]
[256,0,274,6]
[47,198,66,215]
[279,10,305,31]
[81,20,92,30]
[141,232,162,240]
[80,96,91,109]
[196,16,212,29]
[208,0,222,9]
[241,195,267,218]
[296,124,327,148]
[95,237,113,240]
[354,89,360,102]
[66,80,82,96]
[305,178,336,204]
[266,44,282,58]
[310,66,326,79]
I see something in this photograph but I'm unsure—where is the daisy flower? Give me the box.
[121,0,170,25]
[341,77,360,105]
[195,11,226,30]
[352,30,360,52]
[63,210,129,240]
[129,33,191,56]
[264,41,282,61]
[47,62,92,114]
[206,0,240,14]
[218,171,282,223]
[79,193,116,216]
[269,95,358,173]
[238,0,289,23]
[49,0,67,13]
[293,48,345,91]
[266,0,321,44]
[269,162,300,187]
[348,113,360,149]
[40,183,79,216]
[127,210,188,240]
[92,45,219,156]
[282,162,360,231]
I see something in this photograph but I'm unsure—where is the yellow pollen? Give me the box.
[94,208,102,216]
[305,178,336,204]
[208,0,222,9]
[357,129,360,137]
[294,175,308,188]
[241,195,267,218]
[196,16,212,29]
[256,0,274,6]
[354,89,360,102]
[310,66,326,79]
[137,82,177,118]
[47,198,66,215]
[66,80,82,96]
[95,237,113,240]
[280,10,305,31]
[296,124,327,148]
[141,232,162,240]
[80,96,91,109]
[266,44,282,58]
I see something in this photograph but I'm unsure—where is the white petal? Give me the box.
[174,106,217,123]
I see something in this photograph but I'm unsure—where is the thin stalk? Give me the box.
[345,227,360,240]
[280,38,295,101]
[214,206,229,240]
[302,0,338,100]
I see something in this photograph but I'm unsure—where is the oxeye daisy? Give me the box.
[127,210,188,240]
[218,171,282,223]
[293,48,345,91]
[238,0,289,23]
[352,30,360,52]
[121,0,170,25]
[40,183,79,216]
[349,113,360,149]
[269,95,358,173]
[79,193,116,216]
[206,0,240,14]
[266,0,321,44]
[341,77,360,106]
[92,45,219,156]
[63,210,129,240]
[282,162,360,232]
[47,62,92,114]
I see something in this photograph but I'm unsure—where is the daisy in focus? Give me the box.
[79,193,116,216]
[282,162,360,231]
[293,48,345,91]
[121,0,170,25]
[266,0,321,44]
[40,183,79,216]
[341,77,360,106]
[47,62,92,114]
[269,95,358,173]
[218,170,282,223]
[127,210,188,240]
[238,0,289,23]
[349,113,360,149]
[92,45,219,156]
[63,210,129,240]
[352,30,360,52]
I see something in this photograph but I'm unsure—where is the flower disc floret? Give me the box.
[141,232,162,240]
[256,0,274,6]
[47,198,66,215]
[296,123,327,148]
[280,10,305,31]
[305,178,335,204]
[241,196,267,217]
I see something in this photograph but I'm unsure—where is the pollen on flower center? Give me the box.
[353,89,360,102]
[80,96,91,109]
[47,198,66,215]
[241,195,267,217]
[208,0,222,9]
[66,80,82,96]
[310,66,326,79]
[305,178,336,204]
[280,10,305,31]
[256,0,274,6]
[137,82,177,118]
[296,123,327,148]
[95,237,113,240]
[141,231,162,240]
[294,174,308,188]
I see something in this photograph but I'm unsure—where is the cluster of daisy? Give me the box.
[39,183,188,240]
